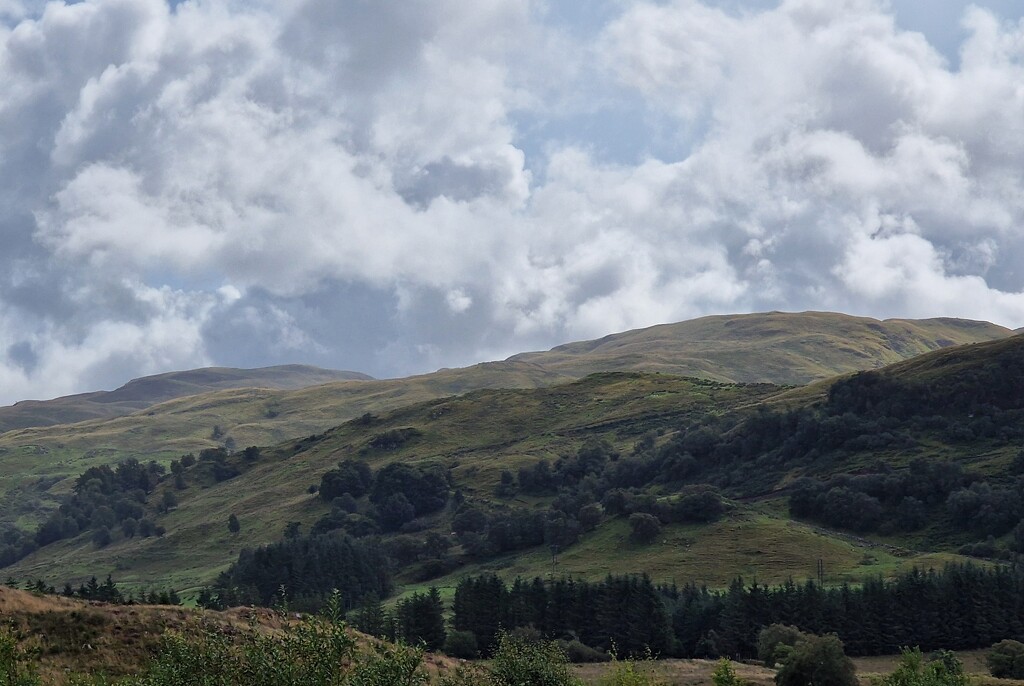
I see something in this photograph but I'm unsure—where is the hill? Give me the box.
[0,317,1019,601]
[0,312,1010,532]
[511,310,1013,385]
[4,329,1024,679]
[0,365,372,432]
[8,329,1016,597]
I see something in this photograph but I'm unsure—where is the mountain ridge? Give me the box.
[0,365,372,433]
[9,334,1024,597]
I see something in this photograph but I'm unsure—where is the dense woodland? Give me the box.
[350,563,1024,661]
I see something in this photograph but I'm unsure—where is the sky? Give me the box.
[1,0,1023,403]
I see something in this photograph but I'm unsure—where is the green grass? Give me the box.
[10,373,774,590]
[0,312,1009,531]
[2,316,1019,604]
[2,359,1001,601]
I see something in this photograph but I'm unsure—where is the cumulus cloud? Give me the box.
[0,0,1023,402]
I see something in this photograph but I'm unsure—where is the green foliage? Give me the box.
[443,630,478,659]
[437,664,493,686]
[488,632,582,686]
[346,642,428,686]
[757,624,804,666]
[628,513,660,543]
[214,533,391,609]
[127,611,363,686]
[393,588,446,650]
[712,658,744,686]
[599,651,664,686]
[320,459,374,501]
[988,639,1024,679]
[775,634,856,686]
[874,648,968,686]
[0,626,39,686]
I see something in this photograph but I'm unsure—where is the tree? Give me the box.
[320,460,373,501]
[629,513,661,544]
[877,648,967,686]
[578,504,603,532]
[381,493,416,532]
[496,470,517,498]
[121,518,138,539]
[775,634,856,686]
[92,526,112,548]
[284,522,301,540]
[160,490,178,513]
[228,514,241,534]
[444,630,479,659]
[988,640,1024,679]
[758,624,804,666]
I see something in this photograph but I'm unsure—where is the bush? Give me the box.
[0,626,39,686]
[775,634,856,686]
[599,653,665,686]
[559,639,609,663]
[443,630,479,659]
[346,642,428,686]
[757,624,804,666]
[988,639,1024,679]
[876,648,967,686]
[489,632,582,686]
[712,658,744,686]
[629,513,661,544]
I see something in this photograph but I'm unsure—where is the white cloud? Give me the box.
[0,0,1023,402]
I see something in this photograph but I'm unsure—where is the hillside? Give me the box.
[0,365,372,433]
[0,312,1010,533]
[1,318,1021,611]
[0,584,466,685]
[512,311,1013,385]
[9,330,1017,598]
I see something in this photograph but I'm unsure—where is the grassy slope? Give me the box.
[0,365,372,433]
[0,312,1010,531]
[512,311,1012,385]
[0,361,570,529]
[8,374,770,590]
[5,369,981,599]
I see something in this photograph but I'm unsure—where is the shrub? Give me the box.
[599,652,664,686]
[347,642,428,686]
[775,634,856,686]
[712,658,744,686]
[757,624,804,666]
[438,664,494,686]
[559,639,609,663]
[0,626,39,686]
[489,632,583,686]
[443,630,479,659]
[629,513,661,544]
[876,648,967,686]
[988,639,1024,679]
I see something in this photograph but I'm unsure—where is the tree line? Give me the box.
[388,563,1024,660]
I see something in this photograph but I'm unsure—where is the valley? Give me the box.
[2,310,1023,683]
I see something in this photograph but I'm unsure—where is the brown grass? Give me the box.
[0,585,470,684]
